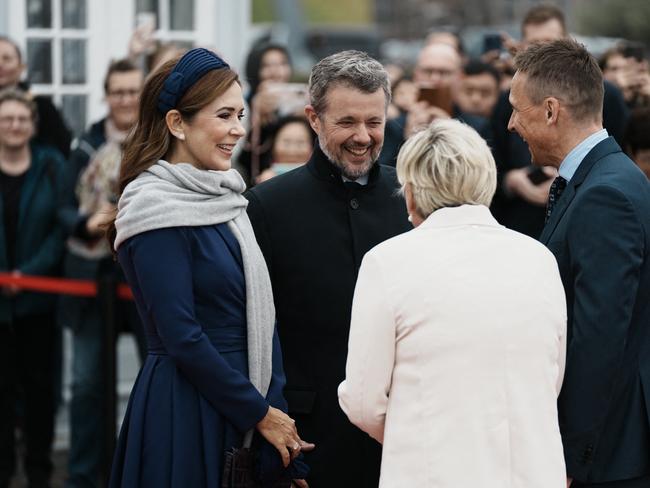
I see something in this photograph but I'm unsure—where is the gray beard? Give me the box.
[318,133,380,181]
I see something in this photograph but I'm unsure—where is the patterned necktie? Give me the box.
[545,176,567,224]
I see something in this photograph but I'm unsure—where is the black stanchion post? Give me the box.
[97,269,117,484]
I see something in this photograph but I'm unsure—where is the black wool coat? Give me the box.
[246,145,411,488]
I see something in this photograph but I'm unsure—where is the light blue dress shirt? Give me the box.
[559,129,609,182]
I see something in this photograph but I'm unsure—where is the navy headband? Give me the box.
[157,48,230,114]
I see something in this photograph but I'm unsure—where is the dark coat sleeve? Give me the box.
[266,328,287,411]
[558,184,644,480]
[19,151,66,276]
[123,227,270,433]
[238,195,312,481]
[257,328,310,483]
[245,189,274,275]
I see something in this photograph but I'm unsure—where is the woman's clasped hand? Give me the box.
[256,406,315,467]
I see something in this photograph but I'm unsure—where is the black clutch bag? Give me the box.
[221,446,258,488]
[222,434,292,488]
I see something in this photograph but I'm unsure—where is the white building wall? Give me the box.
[0,0,8,33]
[0,0,252,134]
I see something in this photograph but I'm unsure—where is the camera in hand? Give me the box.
[417,86,454,115]
[483,33,503,54]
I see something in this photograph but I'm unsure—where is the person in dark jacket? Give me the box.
[58,59,145,488]
[0,36,71,157]
[246,50,412,488]
[378,42,489,166]
[513,37,650,488]
[0,88,65,488]
[237,43,296,184]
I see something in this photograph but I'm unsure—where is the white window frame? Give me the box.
[7,0,91,134]
[4,0,251,133]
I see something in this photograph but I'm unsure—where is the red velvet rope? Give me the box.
[0,273,133,300]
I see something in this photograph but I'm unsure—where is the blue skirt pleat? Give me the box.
[109,350,247,487]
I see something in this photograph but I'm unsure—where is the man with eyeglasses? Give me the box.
[379,42,488,166]
[0,35,72,158]
[59,58,145,488]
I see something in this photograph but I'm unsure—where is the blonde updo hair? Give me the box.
[396,118,496,218]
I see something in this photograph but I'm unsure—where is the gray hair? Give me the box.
[308,50,391,115]
[397,119,496,218]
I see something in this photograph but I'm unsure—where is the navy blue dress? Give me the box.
[109,224,296,487]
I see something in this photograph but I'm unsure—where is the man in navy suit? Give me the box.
[490,5,629,239]
[509,38,650,487]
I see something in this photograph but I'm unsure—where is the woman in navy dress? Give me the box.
[107,49,312,487]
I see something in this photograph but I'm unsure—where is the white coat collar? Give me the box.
[418,204,501,230]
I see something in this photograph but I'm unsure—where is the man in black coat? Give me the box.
[246,50,411,488]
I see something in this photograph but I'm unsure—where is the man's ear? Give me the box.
[545,97,561,125]
[165,109,185,140]
[304,105,321,134]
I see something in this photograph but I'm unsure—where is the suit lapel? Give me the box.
[539,183,575,244]
[539,137,622,244]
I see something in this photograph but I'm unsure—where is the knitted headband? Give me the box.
[157,48,230,114]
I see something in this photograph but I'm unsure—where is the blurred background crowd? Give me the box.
[0,0,649,487]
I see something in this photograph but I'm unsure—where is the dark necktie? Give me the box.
[545,176,567,224]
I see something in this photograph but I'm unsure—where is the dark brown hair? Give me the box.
[106,57,240,247]
[599,46,625,71]
[514,38,604,122]
[521,5,566,37]
[103,58,141,94]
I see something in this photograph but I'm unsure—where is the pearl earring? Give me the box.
[407,214,413,223]
[178,134,185,140]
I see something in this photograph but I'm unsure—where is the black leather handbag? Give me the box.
[221,434,292,488]
[221,445,259,488]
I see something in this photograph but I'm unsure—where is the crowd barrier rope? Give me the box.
[0,271,130,482]
[0,272,133,300]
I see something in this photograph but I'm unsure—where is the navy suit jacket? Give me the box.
[540,137,650,483]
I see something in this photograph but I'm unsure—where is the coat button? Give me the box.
[350,198,359,210]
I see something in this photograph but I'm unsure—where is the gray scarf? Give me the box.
[114,160,274,398]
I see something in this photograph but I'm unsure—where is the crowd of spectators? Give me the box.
[0,3,649,486]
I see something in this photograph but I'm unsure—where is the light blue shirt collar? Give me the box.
[559,129,609,182]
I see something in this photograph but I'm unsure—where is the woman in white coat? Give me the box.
[338,119,567,488]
